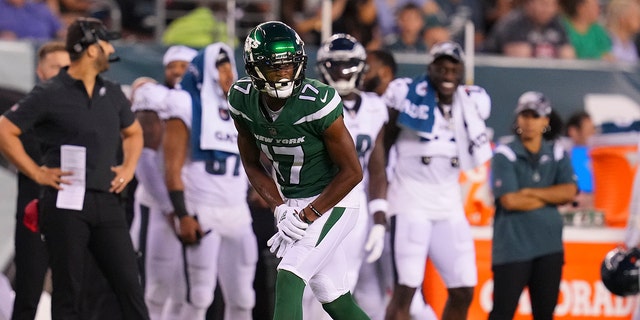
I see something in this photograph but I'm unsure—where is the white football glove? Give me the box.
[267,233,289,258]
[274,204,308,242]
[364,224,386,263]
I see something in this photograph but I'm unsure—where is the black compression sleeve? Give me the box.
[169,191,188,218]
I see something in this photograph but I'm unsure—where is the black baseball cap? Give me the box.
[428,41,465,64]
[66,18,120,54]
[215,48,231,68]
[515,91,552,117]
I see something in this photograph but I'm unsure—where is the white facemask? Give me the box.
[264,79,295,98]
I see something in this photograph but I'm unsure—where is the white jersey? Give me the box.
[343,91,389,193]
[131,82,170,114]
[384,78,464,220]
[165,89,249,208]
[131,82,173,212]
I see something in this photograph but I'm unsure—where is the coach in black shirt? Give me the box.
[0,18,148,319]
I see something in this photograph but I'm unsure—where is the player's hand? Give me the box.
[34,166,72,190]
[267,233,290,258]
[178,215,204,245]
[364,224,386,263]
[274,204,308,242]
[110,165,135,193]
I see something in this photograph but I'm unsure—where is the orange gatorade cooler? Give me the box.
[590,143,638,227]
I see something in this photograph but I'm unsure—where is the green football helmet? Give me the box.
[244,21,308,98]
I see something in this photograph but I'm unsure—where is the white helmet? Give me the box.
[316,33,368,96]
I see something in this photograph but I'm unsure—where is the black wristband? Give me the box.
[169,191,189,219]
[308,203,323,217]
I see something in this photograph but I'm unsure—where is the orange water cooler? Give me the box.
[589,134,639,227]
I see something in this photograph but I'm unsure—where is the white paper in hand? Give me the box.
[56,145,86,210]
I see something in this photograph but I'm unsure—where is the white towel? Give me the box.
[453,85,493,171]
[199,43,238,153]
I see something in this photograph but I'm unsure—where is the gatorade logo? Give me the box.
[478,279,636,317]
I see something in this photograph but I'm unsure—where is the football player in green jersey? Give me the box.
[228,21,370,320]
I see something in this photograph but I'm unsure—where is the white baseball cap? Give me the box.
[163,45,198,67]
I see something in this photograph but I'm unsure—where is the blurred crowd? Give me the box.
[280,0,640,62]
[2,0,640,63]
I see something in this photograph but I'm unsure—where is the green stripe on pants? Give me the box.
[315,207,346,247]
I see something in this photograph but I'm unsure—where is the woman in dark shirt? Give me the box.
[489,91,577,320]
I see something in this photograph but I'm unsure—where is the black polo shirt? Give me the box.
[4,67,135,192]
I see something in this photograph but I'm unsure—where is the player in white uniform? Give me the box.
[361,49,439,320]
[128,45,198,320]
[163,43,258,320]
[300,33,389,320]
[384,41,492,320]
[129,78,174,319]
